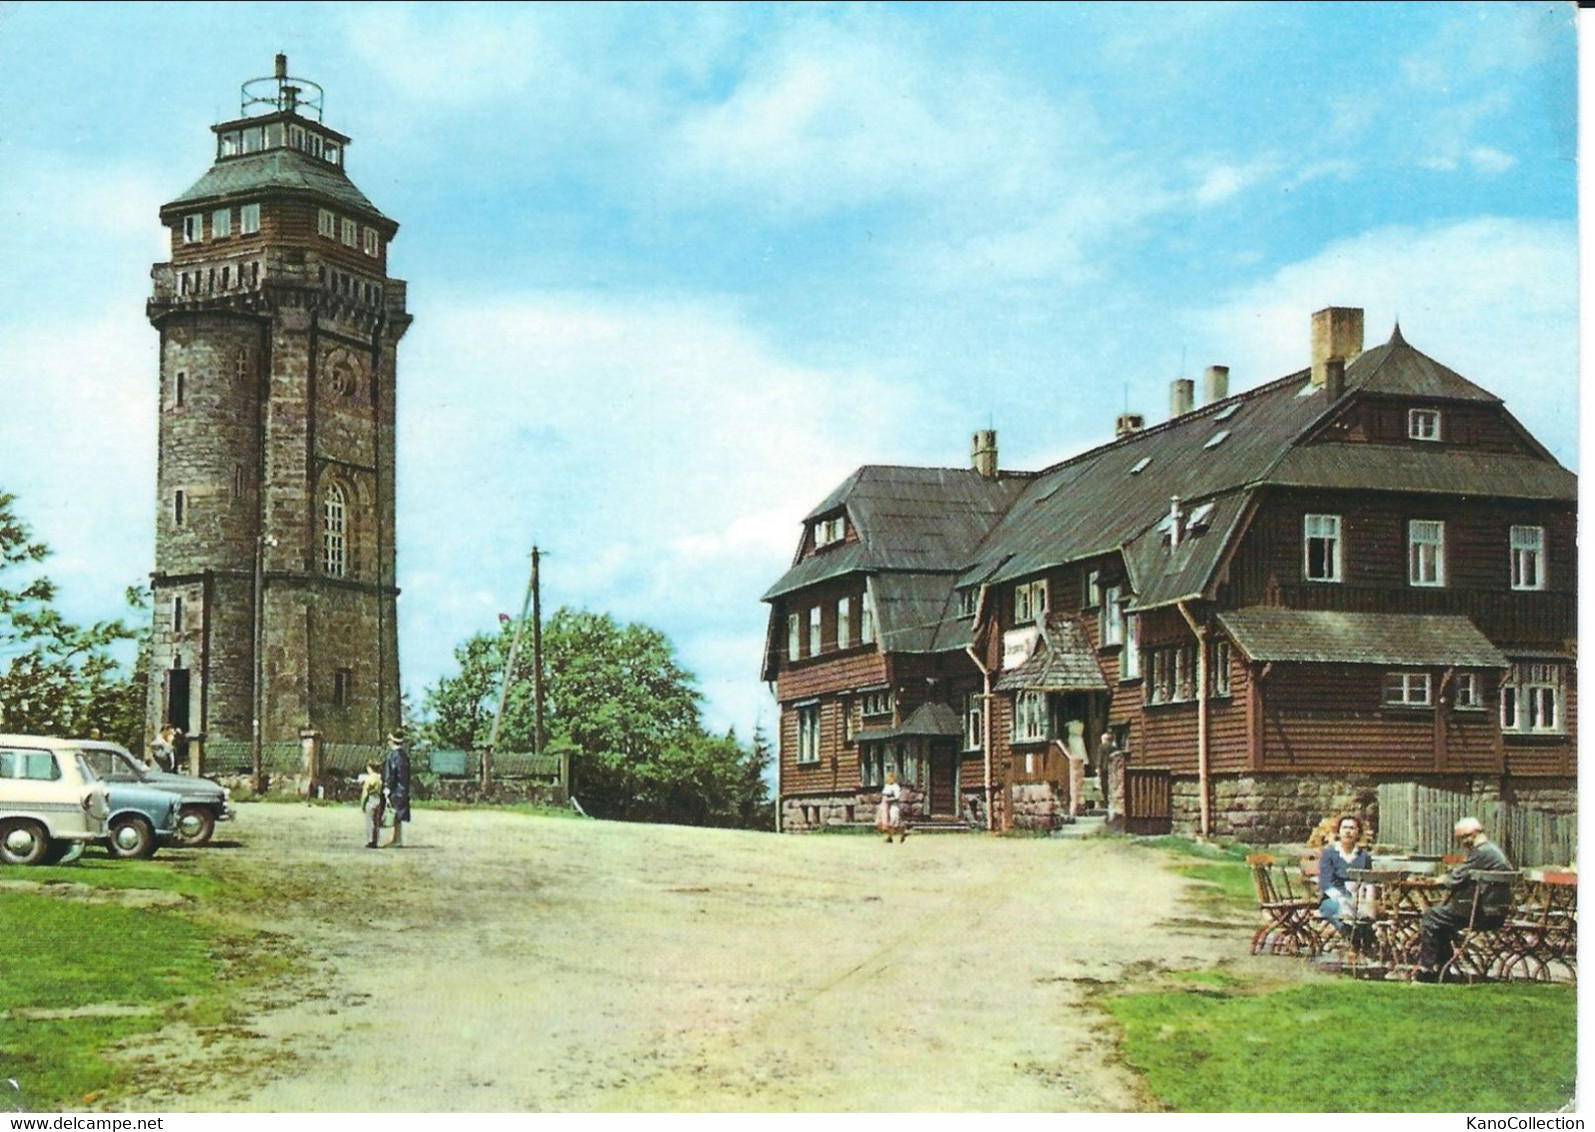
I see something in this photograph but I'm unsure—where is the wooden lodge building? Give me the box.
[760,308,1576,843]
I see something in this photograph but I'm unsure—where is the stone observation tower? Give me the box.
[146,56,410,755]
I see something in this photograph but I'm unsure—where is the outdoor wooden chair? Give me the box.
[1495,872,1577,983]
[1437,870,1521,984]
[1247,854,1321,956]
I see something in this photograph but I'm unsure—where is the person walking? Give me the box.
[381,731,412,848]
[358,761,385,849]
[876,772,906,843]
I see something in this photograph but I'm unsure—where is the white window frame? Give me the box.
[341,218,358,247]
[861,588,876,646]
[1408,408,1442,442]
[211,208,231,238]
[363,227,379,256]
[1409,520,1446,587]
[182,214,203,243]
[808,606,822,657]
[1085,569,1101,609]
[957,588,978,618]
[796,703,821,765]
[1100,584,1122,646]
[860,689,892,718]
[322,484,347,578]
[964,692,984,752]
[240,203,261,234]
[1454,672,1482,711]
[1121,607,1141,680]
[318,209,336,238]
[1304,513,1343,583]
[1383,671,1432,707]
[836,597,851,650]
[1210,638,1231,698]
[1013,690,1050,743]
[1510,525,1545,591]
[1501,663,1565,734]
[787,613,800,661]
[1015,579,1046,625]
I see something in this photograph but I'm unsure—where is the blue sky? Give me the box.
[0,2,1578,742]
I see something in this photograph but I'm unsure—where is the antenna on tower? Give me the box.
[241,55,324,120]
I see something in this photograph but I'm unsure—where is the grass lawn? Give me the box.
[1105,979,1576,1112]
[1112,834,1577,1113]
[0,864,225,1111]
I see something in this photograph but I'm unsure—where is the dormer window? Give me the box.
[815,514,846,548]
[957,588,978,618]
[1409,408,1441,442]
[212,208,231,238]
[1014,579,1046,624]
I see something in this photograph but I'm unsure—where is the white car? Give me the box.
[0,735,110,865]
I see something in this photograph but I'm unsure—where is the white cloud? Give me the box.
[1189,216,1577,466]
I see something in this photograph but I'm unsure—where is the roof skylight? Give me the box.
[1204,430,1231,449]
[1130,456,1152,474]
[1213,403,1240,422]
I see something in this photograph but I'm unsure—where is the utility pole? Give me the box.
[531,546,545,757]
[486,546,538,787]
[250,533,277,794]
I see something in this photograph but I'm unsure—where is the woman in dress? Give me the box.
[876,772,905,843]
[1317,814,1372,937]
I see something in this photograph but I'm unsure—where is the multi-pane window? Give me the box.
[858,743,884,787]
[1501,663,1564,734]
[814,514,845,547]
[1175,645,1196,701]
[1304,514,1342,582]
[363,227,379,256]
[240,203,261,234]
[808,606,822,656]
[1147,645,1197,705]
[1121,607,1141,680]
[1409,520,1446,587]
[860,689,892,718]
[957,588,978,618]
[182,214,203,243]
[964,692,984,751]
[1085,569,1101,608]
[1510,526,1545,591]
[1408,409,1442,441]
[787,613,800,661]
[796,704,820,764]
[318,209,337,238]
[211,208,231,238]
[836,597,851,650]
[1014,579,1046,624]
[861,589,876,646]
[1383,672,1432,707]
[1013,691,1050,742]
[322,484,347,577]
[1454,672,1482,710]
[341,218,358,246]
[1210,638,1231,697]
[1100,584,1122,646]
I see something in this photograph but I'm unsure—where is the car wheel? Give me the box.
[42,839,85,865]
[0,820,50,866]
[174,806,216,846]
[108,816,157,860]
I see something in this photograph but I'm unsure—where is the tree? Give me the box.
[0,493,144,747]
[421,607,772,827]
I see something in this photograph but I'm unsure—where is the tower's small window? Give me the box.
[318,210,336,239]
[182,214,203,244]
[221,265,231,289]
[333,668,353,707]
[363,228,379,256]
[220,131,240,157]
[242,126,264,153]
[263,122,283,149]
[232,464,244,497]
[173,490,186,527]
[341,219,358,247]
[322,484,347,578]
[172,596,184,633]
[240,204,261,234]
[308,133,324,159]
[212,208,231,238]
[174,370,186,407]
[324,144,340,166]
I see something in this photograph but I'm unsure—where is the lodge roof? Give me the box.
[164,148,388,221]
[1217,608,1510,668]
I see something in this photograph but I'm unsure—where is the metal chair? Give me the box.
[1436,870,1520,984]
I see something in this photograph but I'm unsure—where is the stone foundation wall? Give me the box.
[1171,773,1579,847]
[781,789,927,832]
[1009,781,1065,832]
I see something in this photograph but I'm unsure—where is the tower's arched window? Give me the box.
[322,484,347,577]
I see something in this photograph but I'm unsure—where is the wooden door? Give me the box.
[928,743,957,817]
[1124,768,1172,834]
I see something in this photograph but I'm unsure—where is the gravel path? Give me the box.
[113,804,1259,1112]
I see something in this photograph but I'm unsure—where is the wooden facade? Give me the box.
[764,311,1575,840]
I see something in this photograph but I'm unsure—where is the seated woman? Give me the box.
[1317,814,1372,939]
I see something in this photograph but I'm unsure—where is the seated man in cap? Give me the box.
[1415,816,1513,982]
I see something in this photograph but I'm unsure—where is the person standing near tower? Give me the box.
[382,731,411,848]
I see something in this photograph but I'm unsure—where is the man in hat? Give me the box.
[382,730,412,848]
[1415,816,1513,982]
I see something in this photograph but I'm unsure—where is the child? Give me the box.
[358,761,385,849]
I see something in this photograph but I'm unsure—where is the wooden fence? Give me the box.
[1376,781,1575,866]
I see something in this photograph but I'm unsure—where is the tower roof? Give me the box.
[163,144,388,221]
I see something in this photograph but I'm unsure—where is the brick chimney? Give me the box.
[972,429,998,479]
[1115,412,1145,439]
[1311,307,1363,388]
[1204,365,1229,405]
[1170,378,1194,418]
